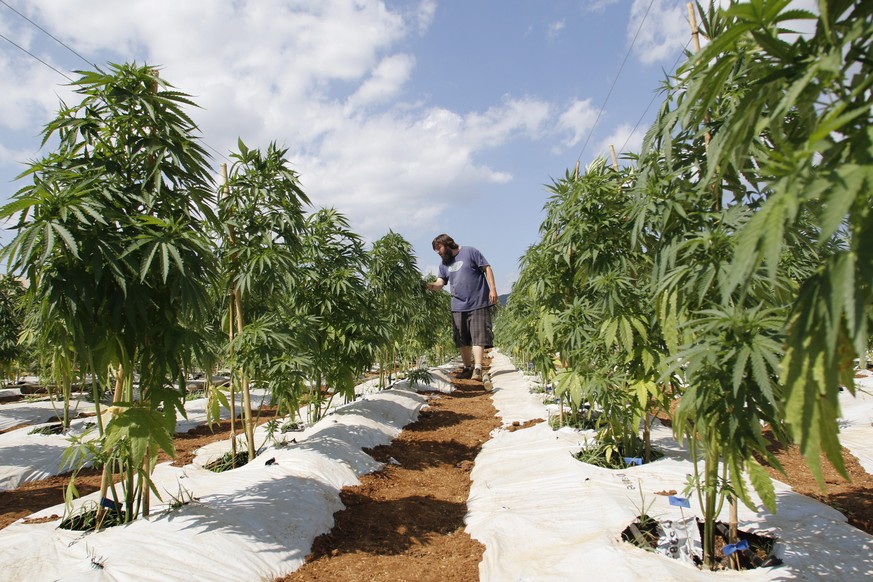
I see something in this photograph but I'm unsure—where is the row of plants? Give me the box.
[0,63,453,525]
[495,0,872,569]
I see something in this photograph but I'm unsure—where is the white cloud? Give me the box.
[0,0,571,246]
[547,20,566,39]
[0,142,41,172]
[298,97,550,239]
[596,123,645,162]
[346,53,415,109]
[415,0,437,34]
[556,99,598,148]
[584,0,620,13]
[464,97,551,149]
[630,0,688,65]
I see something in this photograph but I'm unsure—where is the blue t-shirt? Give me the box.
[438,246,491,312]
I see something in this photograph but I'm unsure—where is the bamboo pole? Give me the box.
[609,145,619,170]
[687,3,709,150]
[687,3,701,52]
[97,364,125,518]
[235,286,256,460]
[687,3,720,211]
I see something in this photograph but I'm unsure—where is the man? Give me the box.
[426,234,497,382]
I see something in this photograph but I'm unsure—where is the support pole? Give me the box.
[220,164,238,461]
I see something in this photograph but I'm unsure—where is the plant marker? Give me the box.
[669,496,695,558]
[723,538,749,569]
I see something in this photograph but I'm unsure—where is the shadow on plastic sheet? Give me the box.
[166,474,339,552]
[485,369,518,380]
[751,489,873,580]
[0,441,70,492]
[0,404,73,432]
[328,397,424,433]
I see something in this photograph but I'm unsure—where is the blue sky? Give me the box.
[0,0,695,294]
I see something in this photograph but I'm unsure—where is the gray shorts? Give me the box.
[452,306,494,348]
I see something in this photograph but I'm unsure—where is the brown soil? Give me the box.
[762,434,873,534]
[2,365,872,581]
[278,370,499,582]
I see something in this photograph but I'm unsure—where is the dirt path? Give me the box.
[278,375,499,582]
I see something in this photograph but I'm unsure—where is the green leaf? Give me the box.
[747,457,777,513]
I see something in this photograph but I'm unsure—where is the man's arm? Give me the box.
[483,266,497,305]
[427,277,446,291]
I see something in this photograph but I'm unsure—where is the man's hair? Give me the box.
[432,234,459,251]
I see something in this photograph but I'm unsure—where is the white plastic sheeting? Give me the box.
[0,387,427,581]
[836,376,873,474]
[0,395,95,432]
[0,389,270,492]
[466,352,873,581]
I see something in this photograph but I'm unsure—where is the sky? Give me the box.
[0,0,700,294]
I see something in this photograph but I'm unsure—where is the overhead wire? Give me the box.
[574,0,657,166]
[618,38,692,155]
[0,0,229,162]
[0,32,74,82]
[0,0,97,69]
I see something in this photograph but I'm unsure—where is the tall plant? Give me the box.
[218,140,310,461]
[290,209,387,421]
[0,63,218,521]
[505,161,670,458]
[669,0,873,484]
[0,276,26,385]
[368,231,426,384]
[633,0,848,565]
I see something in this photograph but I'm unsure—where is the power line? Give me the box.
[0,6,229,164]
[0,0,97,69]
[574,0,657,165]
[0,32,73,81]
[618,39,692,155]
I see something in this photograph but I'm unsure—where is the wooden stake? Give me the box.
[687,2,720,210]
[687,3,710,146]
[609,145,619,170]
[574,160,581,180]
[687,3,701,52]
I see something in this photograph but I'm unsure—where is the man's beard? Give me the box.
[440,249,454,265]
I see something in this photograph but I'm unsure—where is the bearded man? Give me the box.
[426,234,497,381]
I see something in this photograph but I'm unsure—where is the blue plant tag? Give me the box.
[723,539,749,556]
[100,497,118,510]
[668,495,690,508]
[623,457,643,466]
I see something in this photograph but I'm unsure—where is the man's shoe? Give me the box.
[456,367,473,379]
[472,367,483,382]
